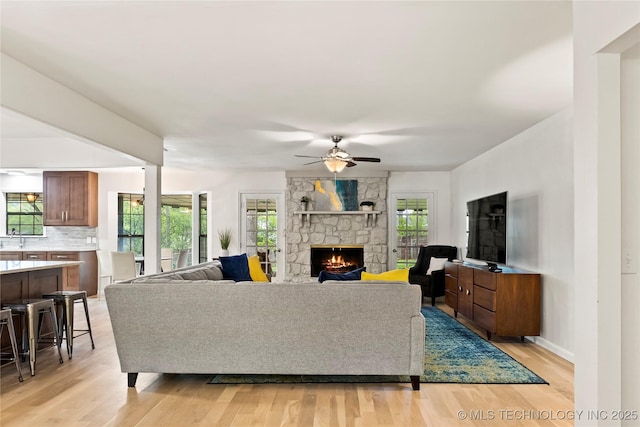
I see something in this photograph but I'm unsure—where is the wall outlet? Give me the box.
[92,237,97,243]
[622,248,637,274]
[86,237,92,244]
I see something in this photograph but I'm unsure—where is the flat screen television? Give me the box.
[466,191,507,266]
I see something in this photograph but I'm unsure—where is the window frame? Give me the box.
[117,193,145,256]
[5,192,44,236]
[390,193,436,269]
[199,193,208,263]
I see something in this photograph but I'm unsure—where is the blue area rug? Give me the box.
[421,306,546,384]
[209,306,547,385]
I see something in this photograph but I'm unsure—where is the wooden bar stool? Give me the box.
[0,309,24,382]
[1,299,64,376]
[42,291,95,359]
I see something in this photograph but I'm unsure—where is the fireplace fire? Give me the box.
[310,246,364,277]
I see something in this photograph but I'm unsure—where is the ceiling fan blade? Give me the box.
[303,160,323,166]
[346,161,357,168]
[351,157,381,163]
[295,154,322,159]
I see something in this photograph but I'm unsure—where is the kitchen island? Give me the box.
[1,260,83,302]
[0,250,97,296]
[1,260,84,352]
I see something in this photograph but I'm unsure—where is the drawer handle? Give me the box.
[55,255,69,259]
[458,286,463,292]
[466,289,471,295]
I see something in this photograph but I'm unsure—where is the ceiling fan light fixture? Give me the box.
[323,158,348,173]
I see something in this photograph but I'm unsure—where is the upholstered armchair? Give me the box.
[408,245,458,306]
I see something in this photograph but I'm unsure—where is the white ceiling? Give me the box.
[0,1,573,173]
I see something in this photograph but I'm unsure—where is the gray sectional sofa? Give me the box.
[104,262,425,390]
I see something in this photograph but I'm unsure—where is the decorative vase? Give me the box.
[361,205,373,211]
[301,201,308,211]
[221,249,229,257]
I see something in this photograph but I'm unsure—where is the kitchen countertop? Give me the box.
[0,260,84,275]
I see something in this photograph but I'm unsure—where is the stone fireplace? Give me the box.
[285,172,389,282]
[310,245,364,277]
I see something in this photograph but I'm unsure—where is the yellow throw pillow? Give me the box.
[361,269,409,282]
[248,255,270,282]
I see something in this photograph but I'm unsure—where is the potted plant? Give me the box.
[300,196,310,211]
[360,201,375,211]
[218,228,232,256]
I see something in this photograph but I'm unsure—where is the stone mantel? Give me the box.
[293,210,381,227]
[286,176,388,281]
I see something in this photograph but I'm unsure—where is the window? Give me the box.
[117,193,197,264]
[394,196,432,269]
[117,193,144,256]
[6,192,43,236]
[199,193,207,263]
[160,194,192,266]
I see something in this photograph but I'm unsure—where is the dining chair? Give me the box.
[161,248,173,272]
[110,251,138,283]
[96,250,113,299]
[176,249,190,269]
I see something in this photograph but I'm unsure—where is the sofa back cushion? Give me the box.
[128,261,224,283]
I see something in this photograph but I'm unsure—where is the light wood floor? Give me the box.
[1,297,574,427]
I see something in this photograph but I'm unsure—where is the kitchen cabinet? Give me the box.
[44,251,97,295]
[0,252,22,261]
[47,251,79,291]
[22,251,47,260]
[43,171,98,226]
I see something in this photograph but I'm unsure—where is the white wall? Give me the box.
[96,168,287,260]
[620,42,640,421]
[573,1,640,422]
[1,168,453,266]
[451,107,574,360]
[96,169,453,263]
[388,171,452,245]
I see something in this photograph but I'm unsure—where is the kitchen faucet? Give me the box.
[10,228,24,249]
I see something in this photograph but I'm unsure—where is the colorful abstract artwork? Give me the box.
[314,179,358,211]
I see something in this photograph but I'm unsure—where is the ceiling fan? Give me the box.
[295,135,381,173]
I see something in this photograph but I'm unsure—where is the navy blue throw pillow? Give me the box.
[318,266,366,283]
[219,253,252,282]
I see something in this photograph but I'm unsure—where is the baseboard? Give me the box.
[529,335,574,363]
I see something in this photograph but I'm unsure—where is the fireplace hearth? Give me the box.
[310,245,364,277]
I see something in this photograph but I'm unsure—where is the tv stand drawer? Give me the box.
[474,285,496,311]
[473,304,496,333]
[474,269,497,290]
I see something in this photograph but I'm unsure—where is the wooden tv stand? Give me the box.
[444,261,540,341]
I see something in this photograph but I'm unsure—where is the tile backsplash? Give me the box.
[0,226,97,251]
